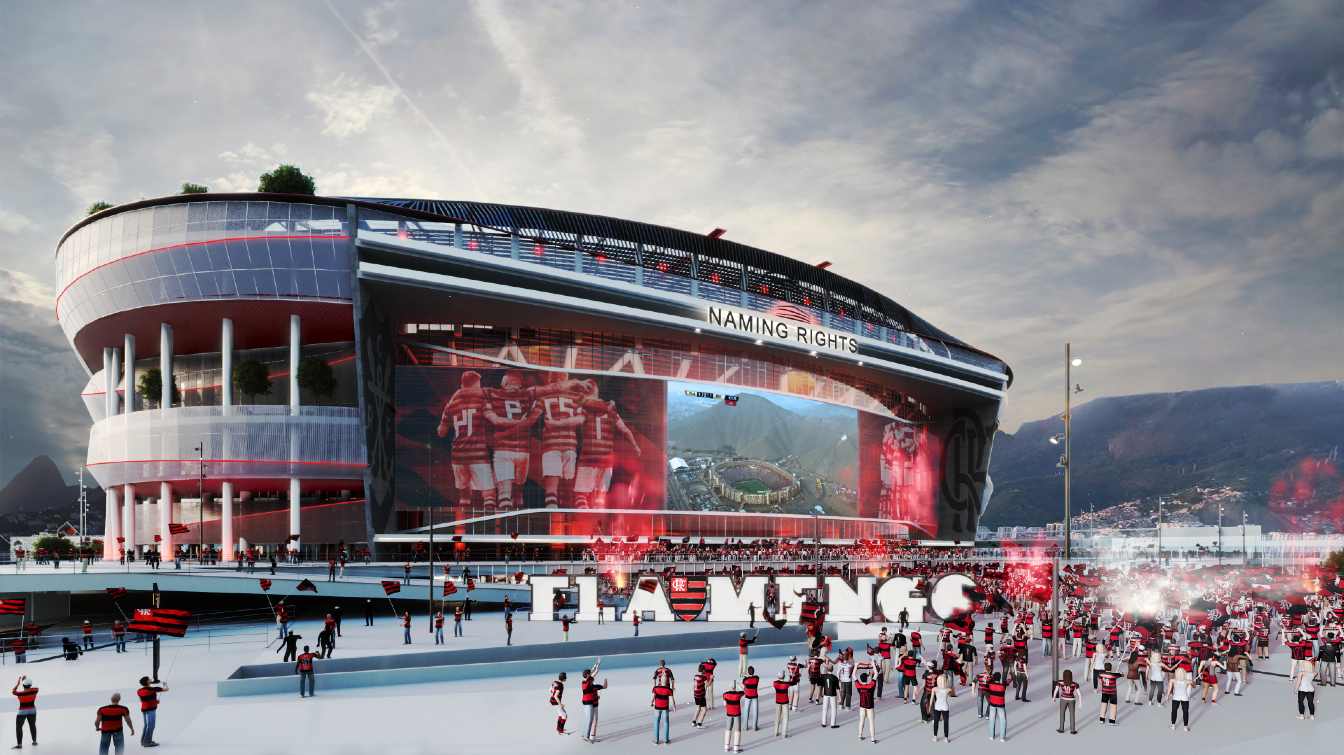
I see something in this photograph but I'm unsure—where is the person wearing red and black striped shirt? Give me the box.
[12,676,37,748]
[296,646,317,698]
[806,651,824,704]
[651,680,673,744]
[772,671,797,738]
[986,672,1008,741]
[94,693,134,755]
[136,676,167,747]
[897,651,918,702]
[855,671,878,743]
[580,669,607,742]
[742,666,761,731]
[550,672,569,735]
[702,657,718,709]
[723,682,746,752]
[691,667,709,727]
[1096,662,1122,725]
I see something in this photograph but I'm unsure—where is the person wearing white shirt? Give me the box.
[1295,660,1316,720]
[1168,667,1193,732]
[836,657,854,709]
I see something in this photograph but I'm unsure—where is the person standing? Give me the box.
[317,626,335,659]
[11,676,37,749]
[985,671,1008,741]
[504,606,514,646]
[296,645,317,698]
[1148,649,1167,705]
[1096,662,1122,725]
[1168,666,1192,731]
[402,612,412,645]
[723,681,745,753]
[931,672,952,742]
[632,611,641,637]
[691,664,709,728]
[771,671,795,738]
[580,669,607,742]
[454,603,464,638]
[136,676,166,747]
[112,620,126,653]
[1294,659,1316,720]
[1054,668,1081,734]
[465,598,473,621]
[561,615,571,642]
[741,667,760,731]
[403,562,412,584]
[737,631,757,677]
[1011,655,1029,702]
[82,620,95,651]
[277,630,302,663]
[332,605,343,637]
[837,653,854,710]
[855,671,877,743]
[364,599,375,627]
[651,678,673,745]
[819,662,840,729]
[94,694,134,755]
[550,672,569,735]
[434,611,445,645]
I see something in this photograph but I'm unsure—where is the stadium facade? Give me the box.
[55,194,1010,560]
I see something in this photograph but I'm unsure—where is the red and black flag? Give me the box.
[382,580,402,596]
[168,523,190,535]
[128,608,191,637]
[0,599,25,616]
[466,578,476,592]
[258,579,272,592]
[638,578,658,594]
[295,579,318,593]
[106,587,128,601]
[944,612,975,635]
[668,574,708,622]
[442,580,457,596]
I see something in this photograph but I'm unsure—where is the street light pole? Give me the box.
[196,443,205,564]
[1242,511,1248,565]
[1052,342,1079,688]
[1217,504,1224,565]
[1157,498,1163,563]
[427,440,435,634]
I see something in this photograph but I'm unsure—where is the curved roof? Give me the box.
[60,193,1008,378]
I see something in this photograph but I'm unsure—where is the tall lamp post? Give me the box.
[427,440,435,634]
[1217,503,1224,565]
[195,443,206,564]
[1242,510,1248,565]
[1050,343,1082,687]
[1157,498,1164,563]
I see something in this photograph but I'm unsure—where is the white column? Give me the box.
[103,490,120,560]
[160,323,173,409]
[221,481,235,562]
[102,347,115,419]
[159,482,174,559]
[220,318,233,412]
[289,314,301,415]
[123,334,136,412]
[288,477,301,552]
[122,485,136,554]
[108,347,121,416]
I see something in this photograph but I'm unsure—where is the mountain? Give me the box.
[983,381,1344,530]
[668,392,858,481]
[0,455,104,536]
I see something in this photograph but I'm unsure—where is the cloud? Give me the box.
[20,126,117,205]
[0,207,34,235]
[1303,108,1343,160]
[0,268,92,486]
[362,0,401,48]
[306,74,397,138]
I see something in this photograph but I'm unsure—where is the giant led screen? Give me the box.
[395,365,972,539]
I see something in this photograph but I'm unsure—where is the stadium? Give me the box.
[708,460,801,508]
[56,193,1011,561]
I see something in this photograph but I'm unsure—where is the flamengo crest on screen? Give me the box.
[529,573,977,623]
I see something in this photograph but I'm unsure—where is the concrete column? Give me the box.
[159,482,174,559]
[160,323,173,409]
[108,347,121,416]
[102,347,115,420]
[123,334,136,413]
[220,318,233,412]
[221,481,235,561]
[103,490,120,560]
[288,477,301,552]
[122,485,136,554]
[289,314,300,416]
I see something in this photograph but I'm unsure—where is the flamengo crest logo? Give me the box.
[669,575,710,621]
[529,573,979,624]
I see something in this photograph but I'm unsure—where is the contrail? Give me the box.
[323,0,484,197]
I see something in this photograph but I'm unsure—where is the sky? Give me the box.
[0,0,1340,486]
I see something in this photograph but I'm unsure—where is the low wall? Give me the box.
[218,625,815,697]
